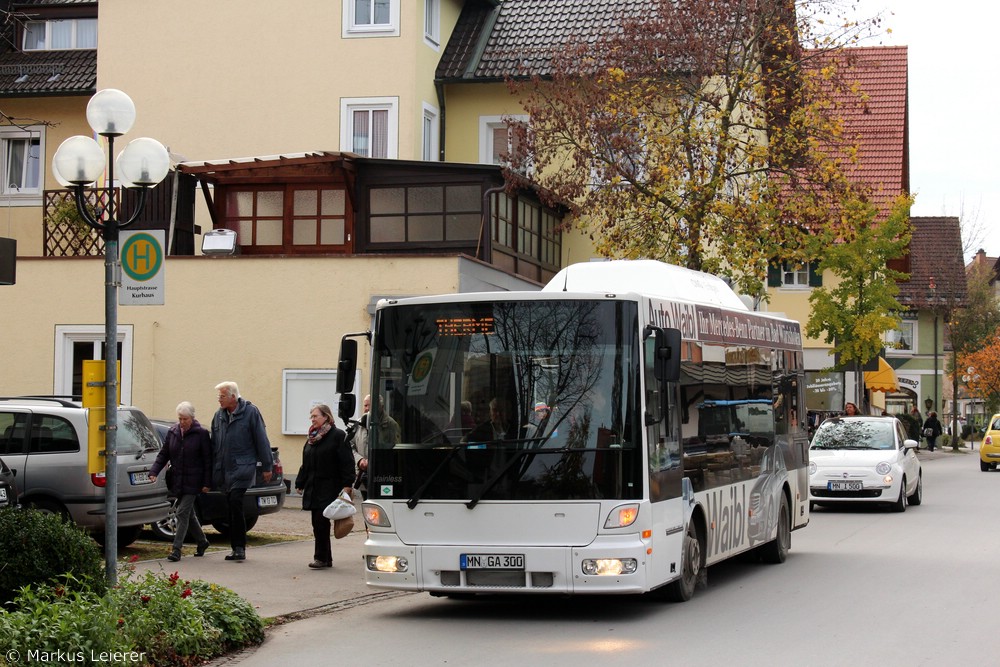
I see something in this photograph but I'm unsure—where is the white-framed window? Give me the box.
[343,0,400,38]
[54,325,134,405]
[422,102,439,162]
[781,262,809,288]
[23,18,97,50]
[424,0,440,48]
[341,97,398,159]
[1,125,44,205]
[885,320,916,354]
[479,115,528,166]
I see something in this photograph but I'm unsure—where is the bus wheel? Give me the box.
[760,494,790,564]
[664,521,703,602]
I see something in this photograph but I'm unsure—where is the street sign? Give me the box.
[120,229,165,305]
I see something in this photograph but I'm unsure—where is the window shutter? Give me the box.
[767,263,781,287]
[808,260,823,287]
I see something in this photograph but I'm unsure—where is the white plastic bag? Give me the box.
[323,491,357,520]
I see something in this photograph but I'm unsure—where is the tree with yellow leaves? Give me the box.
[505,0,884,297]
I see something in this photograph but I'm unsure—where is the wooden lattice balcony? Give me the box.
[43,189,109,257]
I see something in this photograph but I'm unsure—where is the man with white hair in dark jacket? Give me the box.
[212,381,273,561]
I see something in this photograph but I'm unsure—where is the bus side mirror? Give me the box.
[337,338,358,393]
[338,394,357,425]
[655,328,681,383]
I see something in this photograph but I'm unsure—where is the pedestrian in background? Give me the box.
[844,402,860,416]
[295,404,355,569]
[923,411,943,452]
[907,406,924,447]
[212,381,274,562]
[149,401,212,562]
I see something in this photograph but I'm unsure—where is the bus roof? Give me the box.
[543,260,749,311]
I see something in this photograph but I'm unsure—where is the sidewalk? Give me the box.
[134,498,372,620]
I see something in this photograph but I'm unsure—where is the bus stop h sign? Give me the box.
[120,230,165,305]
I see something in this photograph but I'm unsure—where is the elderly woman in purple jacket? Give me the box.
[150,401,212,562]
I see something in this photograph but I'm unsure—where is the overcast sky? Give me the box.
[846,0,998,260]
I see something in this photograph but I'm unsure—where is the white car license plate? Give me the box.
[130,471,151,485]
[460,553,524,570]
[828,480,862,491]
[0,487,7,502]
[257,495,278,507]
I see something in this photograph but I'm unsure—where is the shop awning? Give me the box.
[864,356,899,393]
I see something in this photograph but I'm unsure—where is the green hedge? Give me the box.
[0,508,106,607]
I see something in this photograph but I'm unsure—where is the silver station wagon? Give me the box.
[0,397,171,546]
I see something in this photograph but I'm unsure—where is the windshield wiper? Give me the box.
[406,442,467,509]
[466,444,574,510]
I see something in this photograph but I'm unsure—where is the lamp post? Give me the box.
[52,89,169,584]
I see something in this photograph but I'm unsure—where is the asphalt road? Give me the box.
[180,449,996,666]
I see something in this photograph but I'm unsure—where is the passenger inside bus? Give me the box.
[463,398,511,443]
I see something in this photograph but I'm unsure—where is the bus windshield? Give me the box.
[368,299,642,503]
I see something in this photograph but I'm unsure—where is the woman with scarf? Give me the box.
[149,401,212,562]
[294,404,355,569]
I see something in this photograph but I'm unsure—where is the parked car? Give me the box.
[980,413,1000,472]
[148,418,285,541]
[0,455,17,509]
[809,415,922,512]
[0,396,171,545]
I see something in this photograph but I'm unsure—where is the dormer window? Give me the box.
[23,19,97,51]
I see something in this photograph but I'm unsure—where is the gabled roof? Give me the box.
[0,1,96,96]
[810,46,909,213]
[437,0,645,82]
[897,217,967,309]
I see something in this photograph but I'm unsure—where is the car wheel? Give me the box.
[981,460,990,472]
[93,525,142,548]
[26,497,70,521]
[149,498,179,541]
[663,520,704,602]
[890,478,906,512]
[907,472,923,506]
[760,494,790,564]
[211,514,258,536]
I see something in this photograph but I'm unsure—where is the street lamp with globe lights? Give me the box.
[51,89,169,584]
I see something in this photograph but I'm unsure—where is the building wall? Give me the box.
[96,0,444,163]
[0,253,499,473]
[2,96,90,257]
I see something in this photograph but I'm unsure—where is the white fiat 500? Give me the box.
[809,416,922,512]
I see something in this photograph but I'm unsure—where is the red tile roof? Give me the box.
[808,46,909,214]
[897,216,967,309]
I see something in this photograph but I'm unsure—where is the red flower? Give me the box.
[129,554,139,563]
[54,586,65,597]
[181,588,192,599]
[140,595,151,604]
[117,618,125,627]
[169,571,180,586]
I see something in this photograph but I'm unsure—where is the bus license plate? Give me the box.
[258,495,278,507]
[460,553,524,570]
[828,480,862,491]
[130,471,151,485]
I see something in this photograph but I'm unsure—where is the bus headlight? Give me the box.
[363,503,391,527]
[367,555,408,573]
[604,504,640,529]
[582,558,638,576]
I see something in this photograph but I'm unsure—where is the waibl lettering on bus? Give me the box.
[704,485,747,557]
[647,300,698,339]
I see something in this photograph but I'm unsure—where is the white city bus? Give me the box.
[336,260,809,600]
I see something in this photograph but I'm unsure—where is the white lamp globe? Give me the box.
[86,89,136,137]
[52,136,106,185]
[116,137,170,186]
[51,154,83,187]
